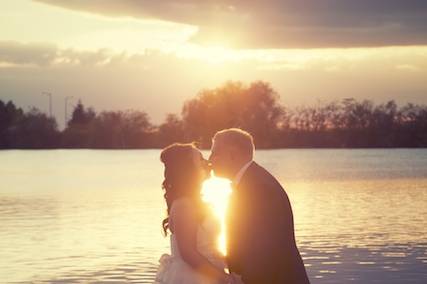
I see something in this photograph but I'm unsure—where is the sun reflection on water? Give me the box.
[2,150,427,283]
[201,174,232,256]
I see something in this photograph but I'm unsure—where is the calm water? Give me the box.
[1,149,427,283]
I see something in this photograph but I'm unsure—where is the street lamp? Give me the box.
[64,96,74,125]
[42,92,52,117]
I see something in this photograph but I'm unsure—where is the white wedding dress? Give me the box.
[155,198,227,284]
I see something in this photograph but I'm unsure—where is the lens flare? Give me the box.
[201,174,232,255]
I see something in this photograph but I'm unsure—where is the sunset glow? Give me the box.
[201,174,232,256]
[1,1,427,129]
[2,1,427,283]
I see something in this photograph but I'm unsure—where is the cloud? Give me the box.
[395,64,421,72]
[0,41,58,66]
[34,0,427,48]
[0,41,117,67]
[1,41,427,129]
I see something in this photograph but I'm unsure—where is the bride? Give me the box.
[155,143,234,284]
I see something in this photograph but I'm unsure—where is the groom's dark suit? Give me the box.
[227,162,310,284]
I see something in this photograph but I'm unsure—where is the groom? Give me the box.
[209,128,310,284]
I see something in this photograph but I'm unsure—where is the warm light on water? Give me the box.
[201,174,232,256]
[1,149,427,283]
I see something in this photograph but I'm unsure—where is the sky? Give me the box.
[1,0,427,128]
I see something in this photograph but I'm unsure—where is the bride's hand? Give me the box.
[219,273,239,284]
[226,273,243,284]
[217,272,234,284]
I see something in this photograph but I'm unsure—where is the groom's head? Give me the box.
[209,128,254,179]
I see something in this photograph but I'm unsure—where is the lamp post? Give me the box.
[64,96,74,126]
[42,92,52,117]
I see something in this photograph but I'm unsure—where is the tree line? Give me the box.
[1,81,426,149]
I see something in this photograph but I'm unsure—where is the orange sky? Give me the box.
[1,0,426,128]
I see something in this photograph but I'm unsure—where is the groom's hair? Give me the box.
[213,128,254,159]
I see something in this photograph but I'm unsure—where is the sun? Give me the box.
[201,174,232,255]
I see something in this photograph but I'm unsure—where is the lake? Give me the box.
[1,149,427,283]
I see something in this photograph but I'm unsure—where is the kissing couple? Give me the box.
[155,128,310,284]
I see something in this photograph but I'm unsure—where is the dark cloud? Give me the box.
[34,0,427,48]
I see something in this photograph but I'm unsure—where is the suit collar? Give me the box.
[232,160,253,186]
[232,161,259,190]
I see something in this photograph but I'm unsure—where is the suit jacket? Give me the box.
[226,162,310,284]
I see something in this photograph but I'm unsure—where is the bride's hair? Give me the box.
[160,143,206,235]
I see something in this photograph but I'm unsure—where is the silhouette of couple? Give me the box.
[155,128,310,284]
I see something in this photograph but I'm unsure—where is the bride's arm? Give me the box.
[173,199,229,282]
